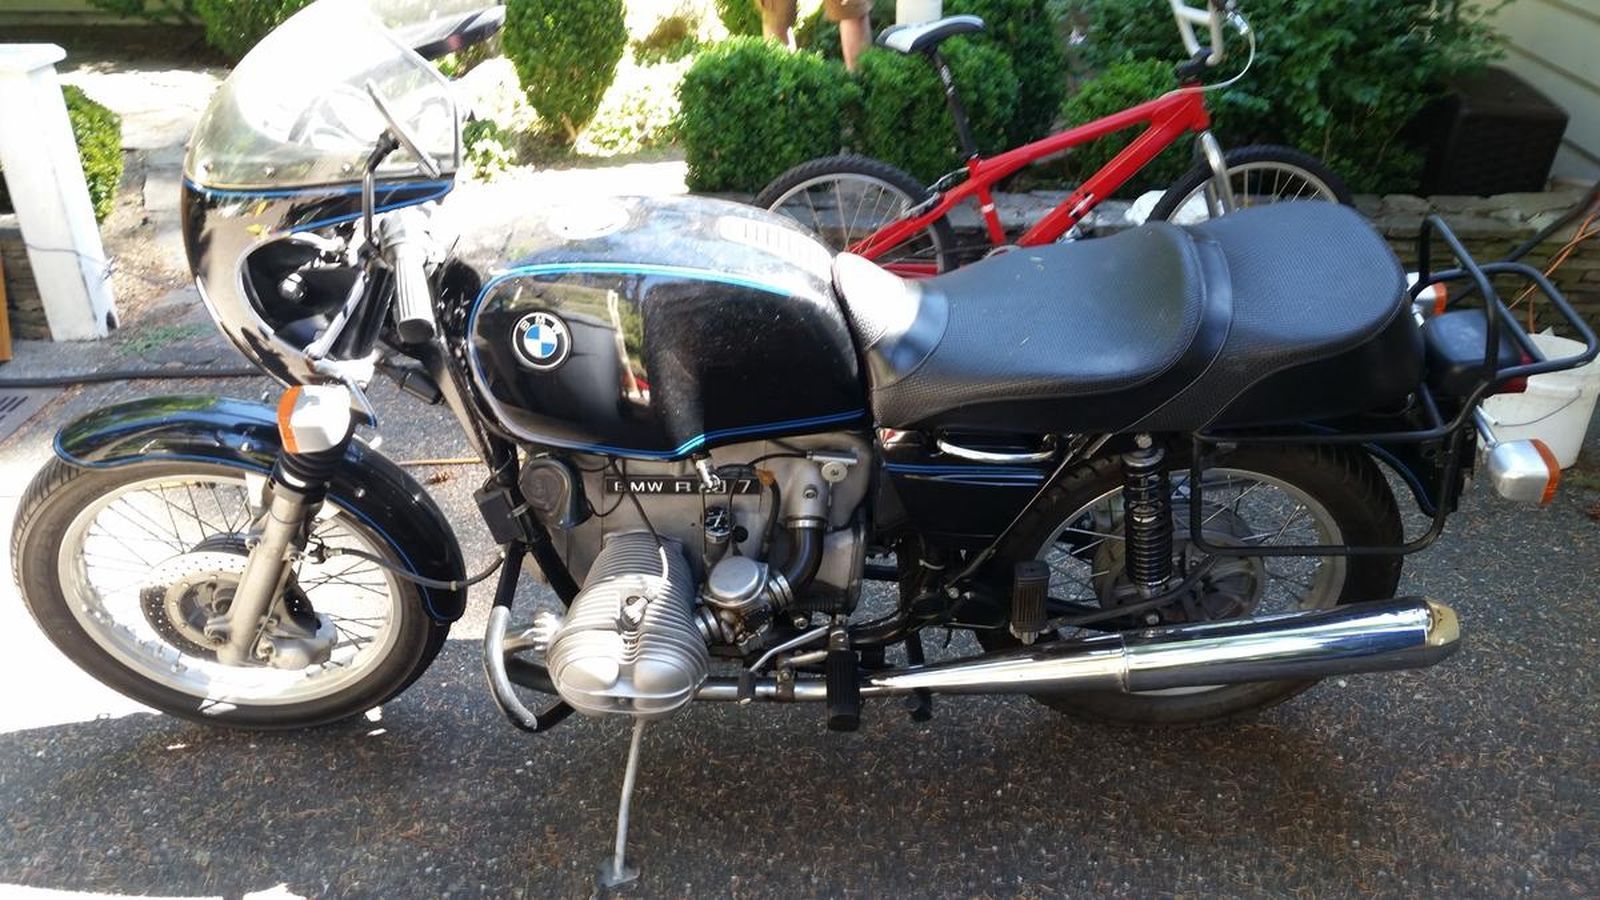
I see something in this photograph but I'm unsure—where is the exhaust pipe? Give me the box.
[695,597,1459,701]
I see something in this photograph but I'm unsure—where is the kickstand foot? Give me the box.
[597,718,647,890]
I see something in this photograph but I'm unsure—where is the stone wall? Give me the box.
[1357,187,1600,331]
[0,215,50,340]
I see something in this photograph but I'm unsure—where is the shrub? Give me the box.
[679,38,861,192]
[1082,0,1503,193]
[67,86,125,223]
[1058,56,1190,197]
[853,40,1018,183]
[714,0,763,37]
[577,58,690,156]
[0,86,123,223]
[192,0,311,60]
[633,11,702,64]
[946,0,1068,145]
[87,0,197,25]
[503,0,628,143]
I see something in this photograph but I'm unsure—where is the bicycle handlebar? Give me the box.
[1169,0,1230,66]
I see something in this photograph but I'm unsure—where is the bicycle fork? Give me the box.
[1197,130,1238,217]
[209,385,357,668]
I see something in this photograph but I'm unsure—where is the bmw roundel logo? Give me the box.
[512,311,572,371]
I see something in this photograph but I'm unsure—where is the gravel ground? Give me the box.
[0,352,1595,899]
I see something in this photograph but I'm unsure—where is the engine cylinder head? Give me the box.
[545,532,708,718]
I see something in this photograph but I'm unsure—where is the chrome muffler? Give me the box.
[696,597,1459,701]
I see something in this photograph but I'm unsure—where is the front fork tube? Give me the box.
[213,385,357,667]
[1197,130,1237,217]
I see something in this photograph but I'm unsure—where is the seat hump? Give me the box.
[878,15,985,55]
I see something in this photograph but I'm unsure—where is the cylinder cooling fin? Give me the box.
[544,532,709,718]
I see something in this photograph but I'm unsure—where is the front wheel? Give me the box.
[980,444,1402,727]
[756,154,957,274]
[12,458,450,729]
[1148,144,1353,225]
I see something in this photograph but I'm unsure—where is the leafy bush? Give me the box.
[714,0,763,37]
[1058,57,1190,197]
[577,58,690,156]
[633,11,702,64]
[0,86,124,223]
[1082,0,1503,193]
[192,0,311,60]
[503,0,628,143]
[853,40,1017,182]
[946,0,1068,145]
[87,0,197,25]
[679,38,861,192]
[67,86,125,223]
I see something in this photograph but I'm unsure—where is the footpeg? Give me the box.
[1009,560,1050,643]
[825,626,860,732]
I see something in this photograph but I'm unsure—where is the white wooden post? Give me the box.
[0,44,117,340]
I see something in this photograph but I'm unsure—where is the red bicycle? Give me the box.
[757,0,1351,275]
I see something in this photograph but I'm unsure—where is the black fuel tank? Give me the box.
[447,195,866,459]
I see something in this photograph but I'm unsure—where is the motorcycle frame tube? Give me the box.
[51,394,469,622]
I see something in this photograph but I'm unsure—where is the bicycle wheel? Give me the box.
[1148,144,1353,225]
[756,154,957,274]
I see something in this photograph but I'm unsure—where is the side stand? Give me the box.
[598,718,647,889]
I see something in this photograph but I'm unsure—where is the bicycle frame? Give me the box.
[853,88,1212,276]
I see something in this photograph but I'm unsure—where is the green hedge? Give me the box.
[853,41,1018,182]
[1082,0,1502,193]
[679,38,860,192]
[66,86,125,223]
[1058,56,1189,197]
[714,0,763,37]
[946,0,1067,145]
[504,0,628,142]
[192,0,311,60]
[0,86,123,224]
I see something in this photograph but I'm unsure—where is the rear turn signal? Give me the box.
[1484,438,1561,505]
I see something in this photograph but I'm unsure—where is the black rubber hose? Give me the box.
[778,524,823,594]
[0,366,260,388]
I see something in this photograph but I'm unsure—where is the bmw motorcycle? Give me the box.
[14,0,1597,886]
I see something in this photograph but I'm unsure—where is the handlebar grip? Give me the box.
[378,212,437,344]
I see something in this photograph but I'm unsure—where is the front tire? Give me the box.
[12,458,450,730]
[980,444,1402,727]
[756,154,958,273]
[1149,144,1353,225]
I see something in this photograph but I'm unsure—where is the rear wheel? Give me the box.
[979,444,1402,727]
[1149,144,1353,225]
[756,154,957,274]
[12,458,450,729]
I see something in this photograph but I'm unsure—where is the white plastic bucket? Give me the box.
[1480,331,1600,468]
[896,0,942,25]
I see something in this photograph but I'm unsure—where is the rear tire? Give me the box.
[756,154,958,273]
[979,444,1402,727]
[1149,144,1353,225]
[12,458,451,730]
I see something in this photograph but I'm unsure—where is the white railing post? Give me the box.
[0,44,117,340]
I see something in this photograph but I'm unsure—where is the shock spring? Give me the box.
[1121,439,1174,592]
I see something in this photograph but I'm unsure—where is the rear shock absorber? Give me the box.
[1121,435,1174,595]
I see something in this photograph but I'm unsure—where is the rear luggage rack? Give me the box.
[1188,214,1598,557]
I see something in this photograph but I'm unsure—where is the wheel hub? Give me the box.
[139,550,247,660]
[1090,505,1266,625]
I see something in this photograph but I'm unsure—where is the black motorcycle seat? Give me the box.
[834,202,1420,433]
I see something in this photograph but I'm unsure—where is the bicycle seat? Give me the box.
[834,203,1420,434]
[877,15,985,55]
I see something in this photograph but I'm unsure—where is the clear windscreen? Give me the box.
[186,0,482,190]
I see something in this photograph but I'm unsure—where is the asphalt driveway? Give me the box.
[1,350,1597,899]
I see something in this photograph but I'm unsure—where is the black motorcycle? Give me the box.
[13,1,1596,886]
